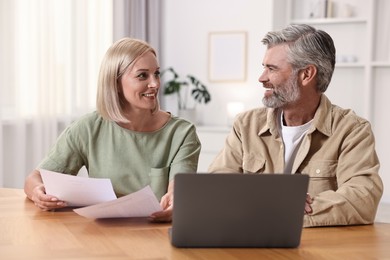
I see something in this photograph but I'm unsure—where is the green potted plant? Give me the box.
[162,67,211,122]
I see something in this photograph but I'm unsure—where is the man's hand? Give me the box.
[305,193,313,214]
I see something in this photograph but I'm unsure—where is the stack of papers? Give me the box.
[40,169,162,219]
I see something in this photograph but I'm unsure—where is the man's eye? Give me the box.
[263,66,275,72]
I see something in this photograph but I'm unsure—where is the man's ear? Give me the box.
[300,65,317,86]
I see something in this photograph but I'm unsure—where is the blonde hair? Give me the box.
[96,38,160,123]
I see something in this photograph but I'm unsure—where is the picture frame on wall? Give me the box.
[208,31,247,82]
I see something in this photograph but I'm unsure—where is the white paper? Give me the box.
[40,169,117,207]
[73,185,163,219]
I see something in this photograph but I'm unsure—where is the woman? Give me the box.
[24,38,201,222]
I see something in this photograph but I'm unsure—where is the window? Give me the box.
[0,0,113,119]
[0,0,113,187]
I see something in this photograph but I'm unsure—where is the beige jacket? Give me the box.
[209,95,383,227]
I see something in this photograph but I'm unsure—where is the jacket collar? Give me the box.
[258,94,332,137]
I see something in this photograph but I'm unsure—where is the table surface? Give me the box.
[1,188,390,259]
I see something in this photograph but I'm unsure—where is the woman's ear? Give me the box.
[117,80,123,94]
[300,65,317,86]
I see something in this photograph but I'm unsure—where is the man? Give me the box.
[208,24,383,227]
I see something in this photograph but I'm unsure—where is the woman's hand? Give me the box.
[30,184,67,211]
[149,181,174,222]
[25,170,67,211]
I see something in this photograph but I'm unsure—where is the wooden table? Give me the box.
[1,188,390,259]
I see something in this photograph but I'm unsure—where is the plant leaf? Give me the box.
[188,75,211,104]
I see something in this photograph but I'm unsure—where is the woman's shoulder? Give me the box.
[63,111,107,136]
[69,111,102,127]
[153,113,198,138]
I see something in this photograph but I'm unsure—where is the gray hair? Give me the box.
[261,24,335,93]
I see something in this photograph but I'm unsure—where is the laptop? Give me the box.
[170,173,309,248]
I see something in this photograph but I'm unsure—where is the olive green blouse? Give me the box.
[39,111,201,200]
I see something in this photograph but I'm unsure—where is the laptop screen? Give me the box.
[170,173,309,248]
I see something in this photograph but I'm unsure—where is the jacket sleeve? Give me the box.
[304,121,383,227]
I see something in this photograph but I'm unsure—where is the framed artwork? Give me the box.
[208,31,247,82]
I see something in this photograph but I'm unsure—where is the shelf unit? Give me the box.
[273,0,390,203]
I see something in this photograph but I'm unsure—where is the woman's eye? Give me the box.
[154,71,161,78]
[137,73,147,79]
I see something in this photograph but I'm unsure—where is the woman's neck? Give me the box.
[118,110,170,132]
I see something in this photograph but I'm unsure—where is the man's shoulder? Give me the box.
[317,95,371,133]
[330,104,370,126]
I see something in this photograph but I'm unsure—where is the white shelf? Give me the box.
[335,63,365,68]
[291,17,367,25]
[372,62,390,68]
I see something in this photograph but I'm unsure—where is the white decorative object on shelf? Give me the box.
[336,54,358,63]
[308,0,326,18]
[337,3,355,18]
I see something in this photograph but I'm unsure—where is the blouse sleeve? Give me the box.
[38,122,85,175]
[168,124,201,180]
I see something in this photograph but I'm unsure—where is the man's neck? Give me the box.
[282,95,321,126]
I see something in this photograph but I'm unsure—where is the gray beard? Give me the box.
[262,74,300,108]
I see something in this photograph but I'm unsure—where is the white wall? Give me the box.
[161,0,273,126]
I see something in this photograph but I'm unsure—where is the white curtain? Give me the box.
[113,0,162,59]
[0,0,113,187]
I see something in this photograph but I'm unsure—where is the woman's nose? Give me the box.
[148,78,160,88]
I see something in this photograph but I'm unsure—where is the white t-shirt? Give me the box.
[279,112,312,174]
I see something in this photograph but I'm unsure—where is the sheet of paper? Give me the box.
[74,185,163,219]
[40,169,117,207]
